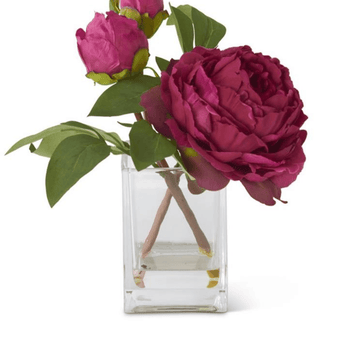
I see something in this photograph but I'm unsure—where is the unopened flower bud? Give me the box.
[120,0,164,18]
[119,0,168,38]
[76,11,149,85]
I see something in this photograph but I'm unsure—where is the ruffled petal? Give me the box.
[217,86,256,131]
[211,56,242,90]
[270,145,306,188]
[209,121,267,153]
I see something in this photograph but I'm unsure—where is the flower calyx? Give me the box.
[119,7,142,25]
[140,10,169,38]
[86,48,149,85]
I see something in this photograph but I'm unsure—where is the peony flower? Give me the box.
[120,0,164,18]
[76,11,149,84]
[141,46,307,205]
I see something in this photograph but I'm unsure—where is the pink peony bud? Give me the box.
[76,11,148,83]
[120,0,164,18]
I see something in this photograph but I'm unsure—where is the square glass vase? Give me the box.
[122,155,228,313]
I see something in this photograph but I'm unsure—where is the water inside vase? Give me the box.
[125,242,226,313]
[132,242,220,290]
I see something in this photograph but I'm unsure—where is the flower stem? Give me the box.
[133,112,212,257]
[161,169,212,256]
[134,112,143,121]
[141,171,182,258]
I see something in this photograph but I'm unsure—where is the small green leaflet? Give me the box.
[46,135,111,208]
[129,120,177,171]
[118,122,133,128]
[167,5,226,51]
[156,57,170,72]
[88,75,161,117]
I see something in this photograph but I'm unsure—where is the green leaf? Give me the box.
[62,121,102,139]
[110,146,123,155]
[6,124,79,155]
[167,5,226,50]
[6,121,128,157]
[167,4,192,24]
[118,121,133,128]
[191,7,226,48]
[129,120,176,171]
[156,57,170,72]
[168,5,194,52]
[105,132,130,154]
[31,130,80,158]
[62,121,129,154]
[89,75,161,117]
[46,135,111,207]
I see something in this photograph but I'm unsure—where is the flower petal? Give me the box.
[140,86,172,138]
[209,120,267,153]
[241,179,287,206]
[187,179,205,195]
[165,119,190,147]
[217,86,256,130]
[270,145,306,188]
[180,147,230,191]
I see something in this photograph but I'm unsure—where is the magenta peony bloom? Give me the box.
[141,46,307,205]
[120,0,164,18]
[76,11,148,77]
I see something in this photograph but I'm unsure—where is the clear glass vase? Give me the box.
[122,155,228,313]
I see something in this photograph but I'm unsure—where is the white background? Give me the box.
[1,0,344,344]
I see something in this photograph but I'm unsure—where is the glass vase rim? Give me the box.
[121,154,183,173]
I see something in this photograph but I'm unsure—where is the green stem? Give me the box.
[144,66,160,78]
